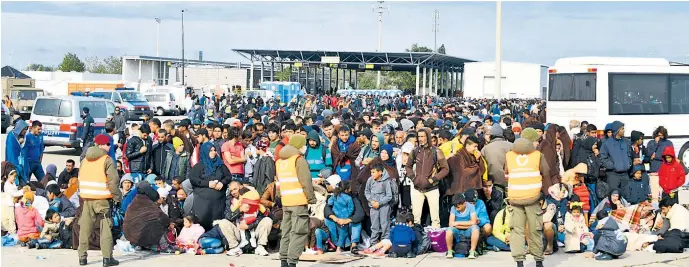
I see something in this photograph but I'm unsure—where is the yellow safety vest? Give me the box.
[78,155,113,200]
[505,151,542,203]
[276,155,308,207]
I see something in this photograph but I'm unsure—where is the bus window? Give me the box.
[548,74,596,101]
[670,75,689,114]
[610,74,668,115]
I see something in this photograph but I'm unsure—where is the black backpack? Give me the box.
[58,221,73,249]
[453,236,470,256]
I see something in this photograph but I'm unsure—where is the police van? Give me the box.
[30,96,115,154]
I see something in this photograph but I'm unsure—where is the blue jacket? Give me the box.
[390,223,416,246]
[474,199,490,227]
[327,193,354,219]
[646,139,673,172]
[25,132,44,162]
[599,137,633,173]
[627,166,650,205]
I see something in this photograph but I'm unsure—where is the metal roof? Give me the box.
[1,66,32,79]
[232,49,476,71]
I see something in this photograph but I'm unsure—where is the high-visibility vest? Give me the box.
[276,155,308,207]
[78,155,113,200]
[505,151,542,203]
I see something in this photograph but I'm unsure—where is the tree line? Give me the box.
[25,53,122,74]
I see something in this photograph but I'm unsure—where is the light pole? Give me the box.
[155,17,161,57]
[181,9,186,86]
[373,1,387,89]
[433,10,439,52]
[494,0,502,99]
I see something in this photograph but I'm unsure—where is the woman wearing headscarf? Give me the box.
[38,164,58,189]
[123,181,171,250]
[556,126,572,170]
[538,124,562,195]
[189,142,232,230]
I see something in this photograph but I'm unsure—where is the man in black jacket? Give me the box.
[126,124,153,183]
[151,129,173,176]
[58,159,79,188]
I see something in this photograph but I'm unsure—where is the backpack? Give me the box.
[453,235,471,256]
[58,221,73,249]
[388,178,400,207]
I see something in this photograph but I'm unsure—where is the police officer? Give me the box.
[78,134,122,266]
[276,135,316,267]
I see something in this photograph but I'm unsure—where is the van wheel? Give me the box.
[679,142,689,172]
[156,107,165,116]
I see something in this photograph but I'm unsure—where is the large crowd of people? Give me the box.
[2,92,689,267]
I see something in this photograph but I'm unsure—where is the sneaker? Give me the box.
[226,247,243,257]
[255,245,269,256]
[491,246,501,252]
[516,261,524,267]
[238,238,249,249]
[350,246,360,254]
[445,250,455,259]
[406,252,416,258]
[388,252,398,258]
[249,232,257,248]
[595,253,613,261]
[468,250,477,259]
[536,261,544,267]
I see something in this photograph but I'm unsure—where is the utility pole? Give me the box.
[373,1,387,89]
[433,9,439,52]
[494,1,502,99]
[181,9,186,86]
[155,18,161,57]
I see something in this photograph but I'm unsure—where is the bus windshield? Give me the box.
[120,92,147,102]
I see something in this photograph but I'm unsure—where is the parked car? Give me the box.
[90,88,152,121]
[143,92,180,116]
[30,96,115,154]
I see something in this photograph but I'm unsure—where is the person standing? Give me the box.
[276,135,316,267]
[505,138,549,267]
[80,107,95,160]
[113,107,127,146]
[125,124,153,183]
[25,121,45,183]
[5,120,28,184]
[77,134,122,266]
[599,121,633,199]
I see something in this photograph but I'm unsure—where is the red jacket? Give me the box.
[572,183,590,212]
[658,146,686,194]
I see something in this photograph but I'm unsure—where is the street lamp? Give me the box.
[181,9,186,86]
[155,18,161,57]
[494,0,502,99]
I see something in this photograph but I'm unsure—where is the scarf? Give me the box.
[200,142,222,176]
[381,144,396,167]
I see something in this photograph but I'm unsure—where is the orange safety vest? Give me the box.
[505,151,542,203]
[78,155,113,200]
[276,155,308,207]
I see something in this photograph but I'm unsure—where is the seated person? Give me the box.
[229,188,267,249]
[445,194,479,259]
[308,217,331,254]
[564,202,594,253]
[487,206,511,251]
[29,209,73,249]
[464,189,492,238]
[479,177,505,224]
[15,191,45,243]
[658,197,689,232]
[45,184,76,218]
[389,212,417,258]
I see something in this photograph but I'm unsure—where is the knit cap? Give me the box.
[172,137,184,150]
[289,135,306,150]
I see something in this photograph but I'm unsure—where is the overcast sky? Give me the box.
[2,1,688,69]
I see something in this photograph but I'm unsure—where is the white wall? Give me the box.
[24,70,122,96]
[122,59,162,85]
[463,61,547,99]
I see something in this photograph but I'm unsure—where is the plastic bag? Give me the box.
[426,227,448,252]
[114,239,135,253]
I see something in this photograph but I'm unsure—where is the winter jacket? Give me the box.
[665,204,689,232]
[627,165,651,205]
[332,134,361,183]
[405,129,450,193]
[593,218,627,256]
[572,184,591,211]
[364,171,393,207]
[5,120,28,176]
[40,221,60,240]
[49,194,77,218]
[327,193,354,219]
[572,137,602,184]
[253,156,276,196]
[538,126,562,194]
[82,146,122,202]
[658,146,686,194]
[323,194,365,224]
[480,137,512,186]
[277,145,317,205]
[599,135,633,173]
[305,131,333,179]
[564,212,590,252]
[176,223,205,244]
[15,204,45,238]
[152,142,173,176]
[126,136,153,174]
[58,168,79,188]
[162,150,190,183]
[390,223,416,247]
[647,139,673,173]
[113,113,127,132]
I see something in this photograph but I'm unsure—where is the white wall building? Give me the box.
[23,71,122,96]
[462,61,548,99]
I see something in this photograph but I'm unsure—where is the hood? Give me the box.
[85,146,108,161]
[419,128,432,147]
[182,179,193,195]
[610,121,624,136]
[661,146,676,162]
[490,124,504,138]
[12,120,28,136]
[373,133,385,151]
[307,130,321,147]
[512,138,535,154]
[632,164,645,174]
[581,136,598,152]
[599,216,620,231]
[279,145,301,159]
[379,169,391,182]
[45,164,57,177]
[120,173,134,187]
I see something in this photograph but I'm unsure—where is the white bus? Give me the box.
[546,57,689,169]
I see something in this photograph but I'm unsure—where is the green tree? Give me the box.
[103,56,122,74]
[25,63,54,71]
[437,44,446,54]
[276,66,292,81]
[85,56,107,74]
[58,53,85,72]
[356,71,377,89]
[406,43,434,53]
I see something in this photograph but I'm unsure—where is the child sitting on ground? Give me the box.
[176,215,205,254]
[15,191,45,244]
[29,209,71,249]
[388,212,417,258]
[230,188,267,248]
[326,180,354,253]
[565,202,594,253]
